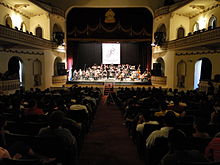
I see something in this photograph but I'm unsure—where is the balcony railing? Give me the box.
[52,75,67,85]
[151,76,167,86]
[0,25,56,50]
[168,27,220,50]
[0,79,20,92]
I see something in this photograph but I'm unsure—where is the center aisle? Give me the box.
[79,95,144,165]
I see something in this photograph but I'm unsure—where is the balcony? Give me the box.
[52,75,67,85]
[0,79,20,94]
[168,27,220,50]
[0,25,56,50]
[151,76,167,86]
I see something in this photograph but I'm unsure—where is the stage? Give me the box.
[66,78,151,86]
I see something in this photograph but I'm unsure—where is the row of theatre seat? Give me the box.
[113,88,220,165]
[0,87,102,165]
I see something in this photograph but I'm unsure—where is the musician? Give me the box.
[85,70,90,80]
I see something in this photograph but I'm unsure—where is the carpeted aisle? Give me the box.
[79,95,144,165]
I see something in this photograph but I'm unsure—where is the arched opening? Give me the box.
[194,58,212,89]
[33,59,42,86]
[53,23,64,45]
[5,15,12,28]
[154,24,166,46]
[156,57,165,76]
[177,27,185,39]
[7,57,24,86]
[35,26,43,38]
[193,22,199,32]
[54,57,65,76]
[20,22,26,32]
[53,23,63,33]
[208,15,217,29]
[177,60,186,88]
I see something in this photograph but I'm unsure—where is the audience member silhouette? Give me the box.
[146,111,176,149]
[161,129,208,165]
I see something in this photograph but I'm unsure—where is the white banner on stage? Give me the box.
[102,43,120,64]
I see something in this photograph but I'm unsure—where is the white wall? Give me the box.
[169,13,189,40]
[0,5,30,30]
[190,6,220,32]
[30,14,50,40]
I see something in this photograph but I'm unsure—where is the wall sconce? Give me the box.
[151,43,156,47]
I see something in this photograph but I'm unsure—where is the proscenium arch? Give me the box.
[66,7,153,70]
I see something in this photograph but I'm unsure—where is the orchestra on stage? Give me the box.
[71,64,151,82]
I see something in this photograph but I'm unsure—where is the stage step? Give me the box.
[104,88,113,95]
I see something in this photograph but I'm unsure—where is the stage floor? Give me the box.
[67,78,151,86]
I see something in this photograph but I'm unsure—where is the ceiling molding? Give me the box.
[0,2,30,19]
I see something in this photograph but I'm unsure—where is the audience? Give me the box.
[161,129,208,165]
[146,111,176,149]
[23,99,44,116]
[2,85,220,164]
[210,100,220,125]
[154,102,181,118]
[38,110,78,165]
[136,111,159,135]
[192,117,210,138]
[205,131,220,161]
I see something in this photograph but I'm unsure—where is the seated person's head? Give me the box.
[168,128,186,150]
[48,110,65,129]
[160,102,167,111]
[193,117,208,133]
[28,99,37,108]
[142,111,152,121]
[163,111,176,127]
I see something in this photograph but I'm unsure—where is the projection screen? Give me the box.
[102,43,120,64]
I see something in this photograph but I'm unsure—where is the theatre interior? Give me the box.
[0,0,220,164]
